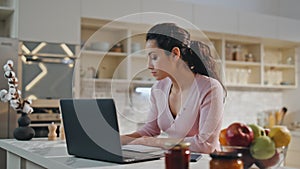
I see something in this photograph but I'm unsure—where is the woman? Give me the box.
[121,23,226,153]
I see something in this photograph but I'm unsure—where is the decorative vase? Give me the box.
[13,112,35,140]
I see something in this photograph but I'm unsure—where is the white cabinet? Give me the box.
[194,4,239,35]
[18,0,80,44]
[81,0,141,24]
[0,0,17,37]
[263,46,297,87]
[141,0,193,28]
[238,12,278,39]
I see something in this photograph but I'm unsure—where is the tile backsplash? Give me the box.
[115,88,283,134]
[222,89,282,128]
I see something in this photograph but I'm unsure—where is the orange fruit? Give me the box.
[219,128,228,146]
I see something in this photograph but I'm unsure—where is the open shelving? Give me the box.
[77,18,299,97]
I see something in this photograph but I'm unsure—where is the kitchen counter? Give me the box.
[286,131,300,168]
[291,130,300,136]
[0,138,297,169]
[0,138,210,169]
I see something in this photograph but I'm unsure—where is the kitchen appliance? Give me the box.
[0,37,19,139]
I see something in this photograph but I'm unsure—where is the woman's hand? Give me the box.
[120,132,142,145]
[129,136,182,149]
[128,136,152,145]
[129,136,162,147]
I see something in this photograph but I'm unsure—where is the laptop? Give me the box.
[59,98,162,164]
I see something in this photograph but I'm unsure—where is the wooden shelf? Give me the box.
[264,63,295,69]
[227,83,296,89]
[225,61,261,67]
[81,50,127,57]
[81,78,155,85]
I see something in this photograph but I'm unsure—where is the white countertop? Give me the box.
[0,138,297,169]
[0,138,211,169]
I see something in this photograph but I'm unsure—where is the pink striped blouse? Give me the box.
[137,74,224,153]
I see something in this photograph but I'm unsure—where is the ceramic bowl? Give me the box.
[131,43,141,53]
[90,42,110,51]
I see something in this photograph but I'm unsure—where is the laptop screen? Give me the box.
[60,98,123,162]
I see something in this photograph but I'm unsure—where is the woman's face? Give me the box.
[146,40,173,80]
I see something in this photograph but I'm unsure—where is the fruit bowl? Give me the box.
[221,146,287,169]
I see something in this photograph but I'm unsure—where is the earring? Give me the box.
[190,66,195,70]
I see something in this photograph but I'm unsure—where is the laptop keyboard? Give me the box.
[122,150,163,160]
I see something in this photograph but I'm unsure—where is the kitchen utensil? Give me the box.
[279,107,288,125]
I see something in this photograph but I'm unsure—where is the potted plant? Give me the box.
[0,60,35,140]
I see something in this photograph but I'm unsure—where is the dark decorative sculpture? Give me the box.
[13,112,35,140]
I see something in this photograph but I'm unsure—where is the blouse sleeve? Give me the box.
[184,79,224,153]
[136,87,161,137]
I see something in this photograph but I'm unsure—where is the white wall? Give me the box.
[223,90,282,128]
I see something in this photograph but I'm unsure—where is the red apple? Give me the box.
[255,150,280,168]
[226,122,254,147]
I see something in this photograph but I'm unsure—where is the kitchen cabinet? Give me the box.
[193,4,239,35]
[0,37,19,139]
[0,0,17,37]
[141,0,193,27]
[18,0,80,44]
[224,38,262,87]
[78,18,299,98]
[221,33,298,89]
[238,12,278,39]
[79,18,153,98]
[81,0,141,24]
[263,45,296,87]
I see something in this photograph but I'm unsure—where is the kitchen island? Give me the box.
[0,138,296,169]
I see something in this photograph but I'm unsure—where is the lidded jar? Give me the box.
[165,142,191,169]
[210,151,243,169]
[232,45,241,61]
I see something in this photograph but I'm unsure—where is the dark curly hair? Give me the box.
[146,23,226,96]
